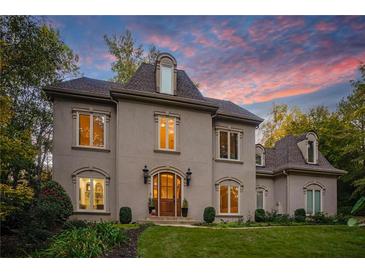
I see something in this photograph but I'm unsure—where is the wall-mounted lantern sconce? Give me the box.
[143,165,149,184]
[186,168,192,186]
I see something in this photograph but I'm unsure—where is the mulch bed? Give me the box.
[103,224,149,258]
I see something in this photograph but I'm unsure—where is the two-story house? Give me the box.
[45,52,345,222]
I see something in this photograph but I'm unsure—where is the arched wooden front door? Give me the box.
[152,172,182,216]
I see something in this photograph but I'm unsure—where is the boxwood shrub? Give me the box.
[119,207,132,224]
[294,208,306,222]
[203,207,216,223]
[255,209,266,222]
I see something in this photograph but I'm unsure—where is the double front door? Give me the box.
[152,172,182,216]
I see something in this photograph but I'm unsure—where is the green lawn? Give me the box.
[137,225,365,258]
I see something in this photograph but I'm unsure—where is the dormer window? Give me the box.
[255,144,265,167]
[156,53,177,95]
[306,132,318,164]
[308,140,314,163]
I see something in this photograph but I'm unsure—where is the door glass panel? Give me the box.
[93,115,105,147]
[79,114,90,146]
[230,186,238,213]
[230,133,238,160]
[220,185,228,213]
[79,178,91,209]
[159,117,167,149]
[153,175,158,199]
[160,173,168,198]
[307,190,313,215]
[219,131,228,159]
[168,118,175,150]
[93,179,105,210]
[167,174,174,199]
[257,191,264,209]
[176,176,181,200]
[315,190,321,214]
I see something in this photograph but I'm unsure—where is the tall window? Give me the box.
[308,141,314,163]
[256,154,262,166]
[78,113,105,148]
[257,190,264,209]
[161,66,173,94]
[158,116,176,150]
[219,184,239,214]
[306,189,321,215]
[218,131,239,160]
[78,177,105,211]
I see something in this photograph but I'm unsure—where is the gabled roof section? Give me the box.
[256,134,346,176]
[124,63,204,100]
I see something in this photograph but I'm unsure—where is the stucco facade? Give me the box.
[47,53,345,222]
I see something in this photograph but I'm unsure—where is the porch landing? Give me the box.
[138,216,200,225]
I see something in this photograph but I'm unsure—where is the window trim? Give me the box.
[305,189,323,216]
[217,129,240,161]
[157,116,176,151]
[218,183,240,215]
[76,111,106,149]
[76,176,107,213]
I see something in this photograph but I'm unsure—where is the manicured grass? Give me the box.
[114,223,140,230]
[137,225,365,258]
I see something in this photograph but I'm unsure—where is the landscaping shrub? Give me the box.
[63,219,89,230]
[203,207,216,223]
[34,180,73,229]
[119,207,132,224]
[294,208,306,222]
[39,222,127,258]
[255,209,266,222]
[307,212,333,224]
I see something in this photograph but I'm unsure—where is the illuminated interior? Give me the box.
[159,116,175,150]
[79,114,90,146]
[79,177,105,211]
[220,184,239,214]
[93,115,105,147]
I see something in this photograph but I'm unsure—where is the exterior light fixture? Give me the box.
[143,165,149,184]
[186,168,192,186]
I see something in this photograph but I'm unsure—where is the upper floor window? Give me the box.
[161,66,173,95]
[255,145,265,166]
[78,177,106,211]
[218,130,239,160]
[77,112,105,148]
[308,140,314,163]
[306,132,318,164]
[158,116,176,151]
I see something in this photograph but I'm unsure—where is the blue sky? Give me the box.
[46,16,365,117]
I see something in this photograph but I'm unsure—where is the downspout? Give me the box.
[111,97,119,220]
[283,170,289,214]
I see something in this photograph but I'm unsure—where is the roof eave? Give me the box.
[214,112,264,126]
[44,87,111,103]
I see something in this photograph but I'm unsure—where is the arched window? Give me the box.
[304,182,325,215]
[72,167,110,212]
[216,178,242,215]
[156,53,177,95]
[256,144,265,166]
[256,186,268,210]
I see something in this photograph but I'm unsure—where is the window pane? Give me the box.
[167,174,174,199]
[307,190,313,215]
[79,114,90,146]
[308,141,314,162]
[230,186,239,213]
[93,179,105,210]
[219,131,228,159]
[230,133,238,159]
[315,190,321,214]
[153,175,158,199]
[93,115,105,147]
[168,118,175,150]
[220,185,228,213]
[176,176,181,200]
[161,66,173,94]
[79,178,91,209]
[257,191,264,209]
[159,117,167,149]
[256,154,262,165]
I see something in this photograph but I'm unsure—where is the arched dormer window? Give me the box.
[255,144,265,167]
[306,132,318,164]
[155,53,177,95]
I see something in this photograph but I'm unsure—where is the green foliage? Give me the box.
[39,222,127,258]
[351,196,365,215]
[307,212,333,224]
[182,198,188,209]
[294,208,306,222]
[34,180,73,228]
[203,207,216,223]
[104,29,160,84]
[119,207,132,224]
[255,209,266,222]
[63,219,89,230]
[148,197,155,208]
[0,182,34,221]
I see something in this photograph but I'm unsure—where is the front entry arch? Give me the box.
[151,172,183,217]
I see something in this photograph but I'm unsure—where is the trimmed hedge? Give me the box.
[255,209,265,222]
[203,207,216,223]
[119,207,132,224]
[294,208,306,222]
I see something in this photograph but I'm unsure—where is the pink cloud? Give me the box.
[315,22,337,32]
[145,34,196,57]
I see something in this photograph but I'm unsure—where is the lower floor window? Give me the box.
[78,177,105,211]
[306,189,321,215]
[220,184,239,214]
[256,190,264,209]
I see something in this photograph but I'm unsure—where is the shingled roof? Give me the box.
[256,135,345,175]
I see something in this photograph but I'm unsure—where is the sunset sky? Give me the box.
[47,16,365,117]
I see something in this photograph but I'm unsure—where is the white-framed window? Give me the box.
[255,145,265,166]
[219,183,239,215]
[306,189,322,215]
[158,116,176,151]
[76,112,106,148]
[256,190,265,210]
[160,65,173,95]
[77,177,106,212]
[305,132,318,164]
[218,130,239,160]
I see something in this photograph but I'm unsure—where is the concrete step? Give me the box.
[139,216,200,225]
